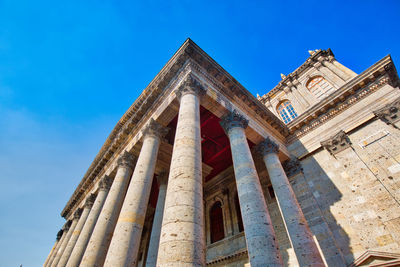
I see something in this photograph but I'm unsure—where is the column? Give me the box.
[220,111,283,267]
[157,74,206,266]
[80,151,135,267]
[53,210,81,267]
[57,195,95,266]
[104,119,168,266]
[47,222,71,267]
[44,229,63,267]
[257,137,325,267]
[145,172,168,267]
[66,176,112,267]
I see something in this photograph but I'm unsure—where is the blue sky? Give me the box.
[0,0,399,265]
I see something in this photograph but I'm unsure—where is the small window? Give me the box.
[307,76,335,100]
[277,100,298,124]
[210,201,225,243]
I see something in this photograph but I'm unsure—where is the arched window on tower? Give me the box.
[210,201,225,243]
[306,76,335,100]
[277,100,298,124]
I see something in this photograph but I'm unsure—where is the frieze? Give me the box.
[321,130,352,156]
[373,97,400,128]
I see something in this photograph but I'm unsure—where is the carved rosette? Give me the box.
[56,229,64,241]
[256,137,279,156]
[156,171,168,186]
[99,175,113,191]
[220,110,249,134]
[84,193,97,209]
[283,157,303,177]
[175,74,206,101]
[321,130,352,156]
[117,151,135,169]
[142,119,169,139]
[374,97,400,127]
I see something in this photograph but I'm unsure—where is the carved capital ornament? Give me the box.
[99,175,113,191]
[256,137,279,155]
[321,130,352,156]
[84,193,97,209]
[73,208,83,219]
[175,74,206,101]
[220,110,249,134]
[374,97,400,128]
[142,119,169,139]
[56,229,64,241]
[117,151,135,169]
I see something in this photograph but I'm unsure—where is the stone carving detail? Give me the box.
[321,130,352,156]
[374,97,400,128]
[156,171,168,185]
[99,175,113,191]
[84,193,97,208]
[256,137,279,155]
[142,119,169,139]
[117,151,135,169]
[175,73,206,101]
[56,229,64,241]
[73,208,83,219]
[283,157,303,177]
[220,110,249,133]
[63,220,72,231]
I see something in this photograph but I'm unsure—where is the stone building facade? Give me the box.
[43,39,400,267]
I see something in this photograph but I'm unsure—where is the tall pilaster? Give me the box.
[47,222,71,267]
[57,195,95,266]
[257,138,325,267]
[157,74,206,266]
[53,210,81,267]
[220,111,283,267]
[80,151,135,267]
[44,229,63,267]
[66,176,112,267]
[145,172,168,267]
[104,119,168,267]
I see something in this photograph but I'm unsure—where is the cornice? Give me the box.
[286,55,399,142]
[61,39,288,218]
[260,49,335,101]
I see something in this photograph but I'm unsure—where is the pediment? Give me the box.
[351,250,400,266]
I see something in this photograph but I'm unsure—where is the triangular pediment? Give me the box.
[351,250,400,267]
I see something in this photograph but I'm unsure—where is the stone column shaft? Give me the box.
[80,151,135,267]
[220,111,283,267]
[66,177,111,267]
[57,207,89,266]
[157,74,206,266]
[52,219,79,267]
[258,138,325,267]
[44,230,62,267]
[145,173,168,267]
[47,227,68,267]
[104,119,166,267]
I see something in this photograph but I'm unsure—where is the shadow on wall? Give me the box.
[284,139,354,266]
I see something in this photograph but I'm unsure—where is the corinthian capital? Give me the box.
[74,208,83,219]
[256,137,279,155]
[117,151,135,169]
[373,97,400,128]
[175,74,206,101]
[84,193,97,209]
[220,110,249,134]
[63,220,72,231]
[142,119,169,139]
[56,229,64,241]
[321,130,351,156]
[99,175,113,191]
